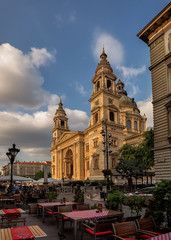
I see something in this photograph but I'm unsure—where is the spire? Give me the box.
[100,46,107,63]
[55,98,66,116]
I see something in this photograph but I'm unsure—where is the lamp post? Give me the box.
[6,143,20,192]
[101,120,112,194]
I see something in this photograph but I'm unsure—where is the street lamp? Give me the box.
[101,120,112,194]
[6,143,20,191]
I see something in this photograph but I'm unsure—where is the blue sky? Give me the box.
[0,0,170,169]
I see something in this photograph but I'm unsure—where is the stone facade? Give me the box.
[1,161,51,178]
[137,3,171,181]
[51,48,146,181]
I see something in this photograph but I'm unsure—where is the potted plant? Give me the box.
[124,195,145,216]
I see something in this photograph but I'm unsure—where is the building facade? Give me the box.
[51,49,146,181]
[137,3,171,181]
[1,161,51,178]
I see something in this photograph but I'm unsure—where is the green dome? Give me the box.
[119,95,137,108]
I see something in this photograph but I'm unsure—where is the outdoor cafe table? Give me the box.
[59,209,124,240]
[38,201,79,223]
[0,208,25,217]
[0,225,47,240]
[148,232,171,240]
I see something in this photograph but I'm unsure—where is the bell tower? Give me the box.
[52,99,69,141]
[89,47,120,126]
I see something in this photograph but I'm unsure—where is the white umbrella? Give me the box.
[36,177,61,184]
[0,175,34,182]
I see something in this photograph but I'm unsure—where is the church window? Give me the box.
[53,156,55,162]
[86,144,89,152]
[95,99,99,105]
[107,80,111,89]
[87,161,89,170]
[52,165,55,175]
[94,112,98,123]
[127,120,131,129]
[109,111,114,121]
[134,121,137,130]
[108,98,113,104]
[61,120,64,127]
[96,81,100,91]
[111,138,117,147]
[112,158,116,169]
[94,158,99,169]
[93,138,98,148]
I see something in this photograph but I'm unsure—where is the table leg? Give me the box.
[74,220,77,240]
[42,207,45,223]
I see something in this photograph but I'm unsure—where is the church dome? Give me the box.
[119,95,137,108]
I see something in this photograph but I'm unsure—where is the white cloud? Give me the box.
[137,96,153,128]
[92,31,124,67]
[29,47,56,68]
[75,82,87,96]
[117,65,146,79]
[65,108,89,131]
[0,43,57,110]
[0,105,89,168]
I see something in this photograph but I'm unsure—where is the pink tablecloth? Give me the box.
[66,210,109,220]
[11,226,35,240]
[150,232,171,240]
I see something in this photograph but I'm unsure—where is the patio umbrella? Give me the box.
[0,175,34,182]
[36,178,61,183]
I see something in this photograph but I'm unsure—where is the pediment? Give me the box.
[57,131,79,144]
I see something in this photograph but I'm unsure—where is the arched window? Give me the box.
[107,80,111,89]
[96,81,100,91]
[112,158,116,169]
[61,120,64,127]
[127,120,131,129]
[110,111,114,121]
[95,113,98,123]
[134,121,137,130]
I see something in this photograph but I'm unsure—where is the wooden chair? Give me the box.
[124,215,141,222]
[57,205,73,229]
[77,204,90,211]
[37,199,49,216]
[81,218,116,240]
[136,217,162,239]
[112,221,147,240]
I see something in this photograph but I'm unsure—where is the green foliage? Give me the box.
[140,129,154,168]
[74,186,84,203]
[91,203,98,209]
[145,180,171,226]
[124,196,145,216]
[116,130,154,186]
[106,190,125,211]
[47,190,58,202]
[34,171,44,180]
[69,181,84,186]
[34,170,51,180]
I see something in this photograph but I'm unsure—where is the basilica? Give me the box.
[50,48,147,181]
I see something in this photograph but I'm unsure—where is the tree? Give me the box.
[116,145,145,189]
[140,129,154,169]
[34,170,44,180]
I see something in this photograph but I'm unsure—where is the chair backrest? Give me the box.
[124,215,141,222]
[77,204,89,211]
[112,221,138,238]
[136,217,156,232]
[37,199,49,203]
[58,205,73,213]
[95,219,115,233]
